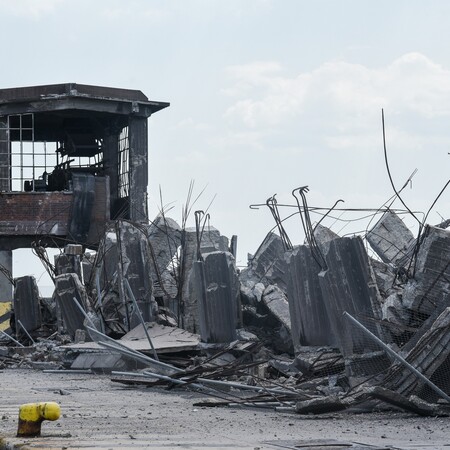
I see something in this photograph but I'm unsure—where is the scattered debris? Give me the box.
[0,83,449,442]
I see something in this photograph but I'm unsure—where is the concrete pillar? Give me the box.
[0,250,13,302]
[13,275,41,336]
[128,117,148,222]
[103,131,120,218]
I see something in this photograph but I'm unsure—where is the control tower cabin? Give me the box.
[0,83,169,301]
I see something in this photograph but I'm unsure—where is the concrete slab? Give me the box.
[62,323,200,354]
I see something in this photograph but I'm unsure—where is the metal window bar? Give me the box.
[118,126,129,199]
[0,120,10,191]
[6,113,59,191]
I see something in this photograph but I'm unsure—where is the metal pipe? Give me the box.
[142,370,207,392]
[142,371,293,404]
[17,320,35,345]
[0,329,25,347]
[113,368,297,396]
[182,376,296,396]
[343,311,450,404]
[95,272,106,334]
[123,278,158,361]
[86,325,176,373]
[72,297,97,330]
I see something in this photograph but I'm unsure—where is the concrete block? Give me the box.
[366,211,415,266]
[318,236,384,356]
[402,225,450,316]
[13,276,41,336]
[287,245,335,349]
[193,251,239,343]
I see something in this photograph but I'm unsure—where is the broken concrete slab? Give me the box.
[240,232,289,292]
[402,225,450,316]
[370,258,396,298]
[63,323,200,354]
[146,215,181,302]
[261,285,291,332]
[295,395,347,414]
[54,273,94,339]
[319,236,384,356]
[70,352,131,372]
[13,276,42,339]
[287,245,335,349]
[293,347,344,378]
[91,221,158,332]
[116,221,157,326]
[313,224,339,256]
[180,226,231,332]
[54,253,82,277]
[239,281,265,306]
[366,211,415,266]
[345,350,391,378]
[193,251,239,343]
[384,306,450,399]
[362,386,440,416]
[382,292,411,337]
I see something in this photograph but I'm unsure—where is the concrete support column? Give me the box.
[103,131,120,218]
[128,117,148,223]
[0,250,13,302]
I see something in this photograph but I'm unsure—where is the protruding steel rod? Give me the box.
[0,329,25,347]
[72,297,97,330]
[95,272,106,334]
[123,278,159,361]
[97,340,178,375]
[17,320,35,345]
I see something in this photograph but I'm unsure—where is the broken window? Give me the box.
[0,113,104,192]
[118,126,129,199]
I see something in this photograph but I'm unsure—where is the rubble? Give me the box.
[193,251,239,343]
[366,211,416,266]
[2,197,450,420]
[287,245,334,349]
[13,276,41,340]
[318,236,384,356]
[402,225,450,316]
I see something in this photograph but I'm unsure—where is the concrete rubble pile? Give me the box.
[2,211,450,417]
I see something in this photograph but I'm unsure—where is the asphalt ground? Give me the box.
[1,369,449,449]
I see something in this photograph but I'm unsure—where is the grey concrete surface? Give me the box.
[0,369,449,449]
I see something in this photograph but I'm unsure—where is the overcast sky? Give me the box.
[3,0,450,289]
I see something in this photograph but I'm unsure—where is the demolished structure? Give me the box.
[1,84,450,418]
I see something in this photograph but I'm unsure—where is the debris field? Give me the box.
[2,195,450,420]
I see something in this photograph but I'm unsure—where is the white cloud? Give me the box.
[224,53,450,131]
[0,0,64,18]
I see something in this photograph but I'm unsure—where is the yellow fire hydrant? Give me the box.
[17,402,61,437]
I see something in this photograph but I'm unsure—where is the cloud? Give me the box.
[0,0,64,18]
[224,53,450,132]
[217,52,450,220]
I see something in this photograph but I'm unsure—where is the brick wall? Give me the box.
[0,192,72,236]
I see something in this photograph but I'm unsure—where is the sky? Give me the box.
[2,0,450,292]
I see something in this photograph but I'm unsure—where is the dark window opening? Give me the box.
[118,126,129,199]
[0,113,105,192]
